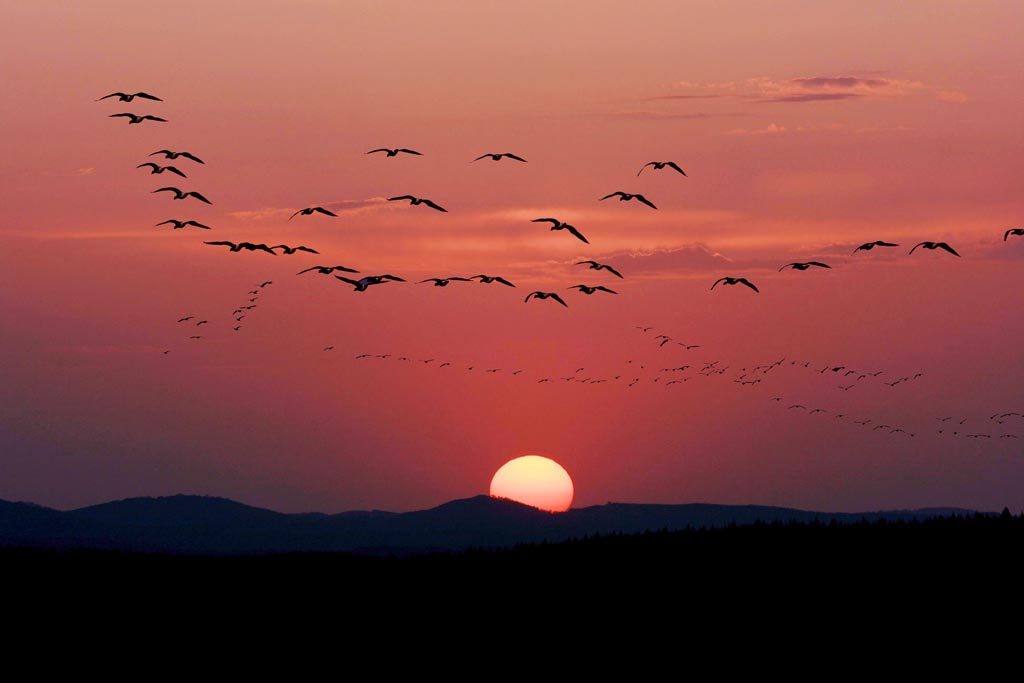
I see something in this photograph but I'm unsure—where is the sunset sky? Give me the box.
[2,1,1023,513]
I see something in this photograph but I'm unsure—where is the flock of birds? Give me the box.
[95,90,1023,451]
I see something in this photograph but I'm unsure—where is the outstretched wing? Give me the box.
[635,194,658,210]
[295,246,320,254]
[665,162,687,176]
[96,93,126,101]
[133,92,163,101]
[738,278,759,292]
[564,224,589,244]
[550,293,569,307]
[297,266,320,274]
[419,278,441,284]
[152,187,180,194]
[807,261,831,268]
[937,242,960,256]
[493,277,515,287]
[149,150,173,158]
[388,195,415,202]
[179,152,205,164]
[137,163,158,171]
[503,153,527,162]
[600,192,625,200]
[397,149,422,155]
[524,292,539,303]
[637,162,656,176]
[1006,229,1013,242]
[877,241,899,247]
[334,265,359,273]
[909,242,925,254]
[472,154,490,162]
[422,199,447,212]
[594,286,618,294]
[186,191,212,204]
[141,116,168,122]
[165,166,187,178]
[602,265,624,278]
[109,113,135,118]
[711,278,727,290]
[576,260,597,266]
[288,210,303,220]
[313,207,338,217]
[205,241,236,248]
[253,244,277,254]
[366,149,391,154]
[448,277,472,282]
[779,263,797,272]
[532,218,560,226]
[154,220,177,227]
[381,274,406,281]
[184,221,211,229]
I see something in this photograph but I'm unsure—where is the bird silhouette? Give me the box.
[531,218,589,244]
[149,150,204,164]
[155,219,210,230]
[335,274,405,291]
[176,316,193,323]
[470,275,515,287]
[473,153,527,162]
[388,195,447,212]
[576,260,623,278]
[297,265,359,275]
[711,277,759,293]
[419,277,472,287]
[367,148,421,157]
[152,187,212,204]
[205,241,276,254]
[289,207,338,220]
[1004,228,1024,241]
[600,192,657,209]
[271,244,319,255]
[569,284,617,295]
[97,92,162,102]
[258,281,272,288]
[109,113,167,124]
[852,241,899,254]
[525,291,569,307]
[779,261,831,271]
[137,163,186,178]
[637,161,686,177]
[910,241,960,256]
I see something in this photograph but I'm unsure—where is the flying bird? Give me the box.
[711,277,759,293]
[525,291,568,307]
[470,275,515,287]
[569,285,617,295]
[149,150,204,164]
[388,195,447,212]
[137,163,186,178]
[271,244,319,255]
[637,161,686,177]
[176,316,193,323]
[258,281,272,288]
[576,260,623,278]
[473,153,527,162]
[531,218,589,244]
[419,277,472,287]
[335,274,405,291]
[152,187,212,204]
[366,148,421,157]
[289,207,338,220]
[97,92,162,102]
[155,219,211,230]
[852,241,899,254]
[109,113,167,124]
[297,265,360,275]
[779,262,831,271]
[204,241,276,254]
[1004,228,1024,241]
[909,241,960,257]
[600,192,657,209]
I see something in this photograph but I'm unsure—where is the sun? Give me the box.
[489,455,574,512]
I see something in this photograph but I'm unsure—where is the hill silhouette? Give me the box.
[0,493,978,555]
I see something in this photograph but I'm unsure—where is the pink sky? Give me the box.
[2,1,1023,513]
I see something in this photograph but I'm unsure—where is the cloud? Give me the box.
[936,89,969,103]
[229,197,390,221]
[589,244,736,276]
[64,167,96,177]
[755,93,861,103]
[790,76,891,90]
[644,94,728,101]
[606,111,746,121]
[725,123,786,136]
[670,74,925,104]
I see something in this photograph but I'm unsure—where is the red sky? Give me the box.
[2,1,1023,513]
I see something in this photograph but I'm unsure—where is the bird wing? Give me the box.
[711,278,726,290]
[335,266,359,273]
[134,92,163,101]
[142,116,168,122]
[388,195,415,201]
[205,241,236,248]
[472,154,489,161]
[1006,229,1013,241]
[366,149,389,155]
[494,277,515,287]
[637,162,655,176]
[524,292,538,302]
[314,207,338,217]
[851,244,867,254]
[603,265,624,278]
[909,242,925,254]
[878,241,899,247]
[739,278,759,292]
[166,166,187,178]
[532,218,560,225]
[154,220,176,227]
[185,221,211,229]
[297,267,318,274]
[381,274,406,281]
[149,150,172,158]
[397,149,422,155]
[295,246,319,254]
[422,199,447,212]
[937,243,960,256]
[152,187,180,194]
[179,152,205,164]
[137,163,158,170]
[576,260,597,266]
[595,286,617,294]
[96,93,125,101]
[550,293,569,307]
[419,279,440,283]
[808,262,831,268]
[108,113,135,118]
[600,192,625,200]
[665,162,687,176]
[779,263,797,272]
[504,153,527,162]
[635,194,658,209]
[448,277,472,281]
[288,210,303,220]
[565,225,589,244]
[187,191,212,204]
[255,244,278,254]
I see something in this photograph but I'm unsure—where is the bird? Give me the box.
[711,277,759,293]
[271,244,319,255]
[335,274,405,291]
[1005,228,1024,241]
[297,265,360,275]
[909,241,960,257]
[149,150,204,164]
[531,218,588,244]
[779,261,831,271]
[204,241,276,254]
[152,187,212,204]
[176,316,193,323]
[852,241,899,254]
[97,92,162,102]
[137,163,186,178]
[637,161,686,177]
[366,148,421,157]
[473,153,527,162]
[569,285,617,295]
[470,275,515,287]
[388,195,447,212]
[576,260,623,278]
[109,113,167,124]
[155,219,211,230]
[600,192,657,209]
[189,335,202,340]
[258,281,272,288]
[525,291,568,307]
[419,277,472,287]
[195,320,208,326]
[289,207,338,220]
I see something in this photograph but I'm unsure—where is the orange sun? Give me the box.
[489,455,574,512]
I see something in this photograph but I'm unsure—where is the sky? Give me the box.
[2,1,1023,513]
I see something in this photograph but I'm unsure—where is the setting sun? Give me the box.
[489,455,574,512]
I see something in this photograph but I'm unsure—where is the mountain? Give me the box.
[0,494,979,555]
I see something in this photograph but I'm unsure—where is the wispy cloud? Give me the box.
[936,89,969,103]
[668,74,925,105]
[725,123,786,136]
[590,244,736,275]
[605,111,746,121]
[756,93,861,103]
[229,197,390,221]
[64,167,96,177]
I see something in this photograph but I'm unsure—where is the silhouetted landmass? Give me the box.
[0,494,982,555]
